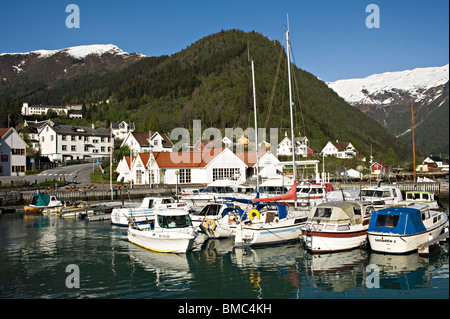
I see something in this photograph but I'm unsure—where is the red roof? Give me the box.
[151,149,226,168]
[0,128,11,138]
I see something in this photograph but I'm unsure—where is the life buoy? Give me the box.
[228,214,237,223]
[248,209,260,221]
[204,219,216,230]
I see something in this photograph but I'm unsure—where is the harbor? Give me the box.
[0,184,448,299]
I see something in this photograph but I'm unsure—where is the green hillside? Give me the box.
[1,29,410,162]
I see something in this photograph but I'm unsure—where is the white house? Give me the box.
[277,133,309,157]
[134,148,248,186]
[0,127,28,176]
[236,151,284,179]
[321,140,358,159]
[38,123,113,162]
[21,103,68,117]
[111,121,135,141]
[121,131,173,155]
[116,155,135,183]
[21,119,53,152]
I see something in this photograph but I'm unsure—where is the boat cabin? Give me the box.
[360,186,402,205]
[306,201,374,231]
[367,205,440,236]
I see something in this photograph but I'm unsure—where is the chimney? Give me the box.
[92,123,95,129]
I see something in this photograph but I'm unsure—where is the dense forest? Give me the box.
[0,29,411,163]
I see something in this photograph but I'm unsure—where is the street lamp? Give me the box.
[357,165,364,201]
[175,170,179,202]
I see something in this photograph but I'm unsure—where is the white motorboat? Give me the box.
[359,185,403,206]
[301,201,375,253]
[234,182,309,247]
[367,204,448,254]
[295,183,333,207]
[111,196,188,226]
[127,209,198,254]
[179,180,247,207]
[190,202,244,238]
[399,191,441,209]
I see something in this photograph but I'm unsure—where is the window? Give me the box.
[375,215,399,228]
[62,145,67,151]
[62,135,67,141]
[179,168,191,184]
[157,214,192,228]
[50,135,54,141]
[313,207,332,218]
[12,149,25,155]
[41,136,45,142]
[71,136,76,141]
[212,168,240,181]
[71,145,76,151]
[101,147,105,152]
[12,166,25,172]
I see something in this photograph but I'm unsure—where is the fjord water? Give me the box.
[0,207,448,299]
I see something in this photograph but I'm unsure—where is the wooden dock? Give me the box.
[417,231,449,257]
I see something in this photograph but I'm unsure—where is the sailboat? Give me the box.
[234,22,309,247]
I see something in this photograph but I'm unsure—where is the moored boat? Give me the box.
[359,186,403,207]
[234,181,309,247]
[399,191,441,209]
[190,202,244,238]
[111,196,188,226]
[367,204,448,254]
[301,201,375,253]
[24,194,65,214]
[127,209,198,253]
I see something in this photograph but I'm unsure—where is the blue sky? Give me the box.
[0,0,448,82]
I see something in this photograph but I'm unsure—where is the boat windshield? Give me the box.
[194,204,222,216]
[157,214,192,228]
[375,215,399,228]
[361,190,388,198]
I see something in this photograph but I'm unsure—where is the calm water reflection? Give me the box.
[0,210,448,299]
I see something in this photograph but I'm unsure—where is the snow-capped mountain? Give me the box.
[327,64,449,155]
[0,44,145,81]
[327,64,448,106]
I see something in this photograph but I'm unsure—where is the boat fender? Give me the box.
[205,219,216,230]
[249,209,260,221]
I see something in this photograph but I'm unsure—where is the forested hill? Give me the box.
[0,29,409,160]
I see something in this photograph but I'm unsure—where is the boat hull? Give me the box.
[236,221,304,246]
[127,228,196,253]
[23,206,44,214]
[302,229,368,253]
[368,224,447,254]
[111,208,155,226]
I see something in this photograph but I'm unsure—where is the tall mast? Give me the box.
[252,60,259,193]
[286,20,296,184]
[411,103,416,182]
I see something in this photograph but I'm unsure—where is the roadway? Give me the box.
[0,163,98,189]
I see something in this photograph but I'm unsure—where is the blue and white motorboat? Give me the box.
[190,202,244,239]
[367,204,448,254]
